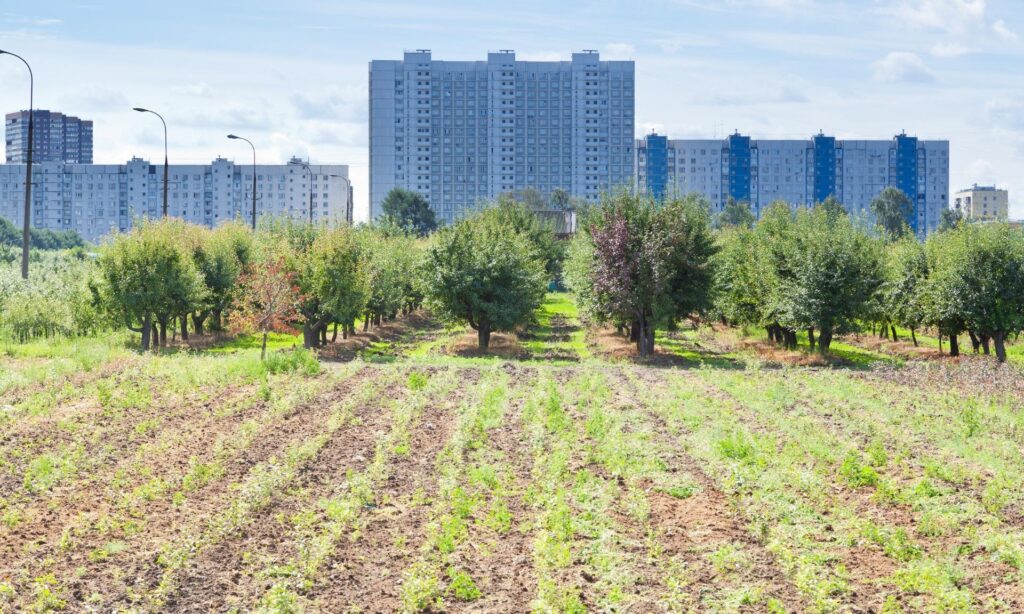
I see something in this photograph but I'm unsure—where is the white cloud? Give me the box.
[965,159,996,185]
[985,97,1024,131]
[930,42,972,57]
[603,43,636,60]
[873,52,936,83]
[992,19,1017,40]
[890,0,987,35]
[289,87,365,122]
[170,82,213,98]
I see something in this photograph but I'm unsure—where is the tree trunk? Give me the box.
[968,330,980,353]
[320,323,328,346]
[137,314,152,351]
[636,315,655,357]
[212,309,223,332]
[477,322,491,350]
[363,312,370,332]
[158,318,167,347]
[938,333,943,353]
[911,329,918,347]
[192,312,206,336]
[261,331,268,361]
[891,325,898,342]
[994,331,1007,363]
[302,321,320,349]
[980,334,990,356]
[949,333,960,357]
[180,315,189,341]
[332,322,338,343]
[808,327,816,350]
[818,328,833,355]
[630,320,639,343]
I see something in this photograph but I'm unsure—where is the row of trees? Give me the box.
[0,216,86,251]
[92,201,560,354]
[568,192,1024,362]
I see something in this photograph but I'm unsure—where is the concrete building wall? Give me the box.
[5,110,93,164]
[0,157,351,243]
[636,132,950,236]
[953,185,1009,221]
[370,50,635,225]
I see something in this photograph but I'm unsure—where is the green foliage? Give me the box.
[96,219,207,349]
[716,197,756,230]
[922,222,1024,361]
[0,214,86,250]
[422,207,547,349]
[380,188,438,237]
[485,197,566,280]
[566,192,717,356]
[881,237,928,335]
[871,187,914,239]
[447,568,481,601]
[263,348,321,376]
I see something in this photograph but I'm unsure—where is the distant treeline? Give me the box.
[0,216,87,250]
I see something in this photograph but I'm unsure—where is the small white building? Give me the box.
[953,184,1009,221]
[0,156,352,243]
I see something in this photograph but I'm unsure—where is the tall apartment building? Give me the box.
[0,156,352,243]
[369,50,635,224]
[953,185,1008,221]
[5,110,94,164]
[636,131,949,236]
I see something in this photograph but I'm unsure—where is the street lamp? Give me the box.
[132,107,169,218]
[227,134,257,229]
[1,50,34,280]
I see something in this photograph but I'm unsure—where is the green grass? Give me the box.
[206,331,303,354]
[520,292,590,361]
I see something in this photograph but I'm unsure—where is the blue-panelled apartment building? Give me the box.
[636,131,950,236]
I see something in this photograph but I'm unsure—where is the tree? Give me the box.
[551,188,571,211]
[566,192,717,356]
[483,199,565,280]
[97,220,206,350]
[923,223,1024,362]
[292,226,367,349]
[870,187,914,239]
[784,206,883,354]
[380,188,438,237]
[715,197,755,230]
[359,226,421,331]
[938,207,963,233]
[229,254,301,360]
[423,211,547,349]
[881,237,928,345]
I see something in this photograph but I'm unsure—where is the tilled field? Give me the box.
[2,313,1024,613]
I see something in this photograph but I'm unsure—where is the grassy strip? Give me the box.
[397,366,511,612]
[252,367,463,611]
[682,367,979,611]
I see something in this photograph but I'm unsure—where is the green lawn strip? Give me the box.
[695,368,980,611]
[0,333,134,398]
[246,368,464,611]
[396,366,515,612]
[5,365,359,611]
[520,293,591,362]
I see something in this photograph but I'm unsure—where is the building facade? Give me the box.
[0,157,352,243]
[5,110,94,164]
[953,185,1008,221]
[636,131,949,236]
[369,50,635,224]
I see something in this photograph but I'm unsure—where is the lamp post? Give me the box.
[227,134,257,229]
[1,50,34,280]
[132,107,169,218]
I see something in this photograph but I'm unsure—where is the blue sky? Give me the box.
[1,0,1022,220]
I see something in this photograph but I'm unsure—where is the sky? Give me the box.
[1,0,1023,221]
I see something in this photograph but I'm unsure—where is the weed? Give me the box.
[407,371,428,390]
[400,562,442,612]
[447,568,481,601]
[840,452,880,488]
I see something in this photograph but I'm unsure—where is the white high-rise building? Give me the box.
[369,49,635,224]
[953,185,1009,221]
[0,156,352,243]
[636,131,949,236]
